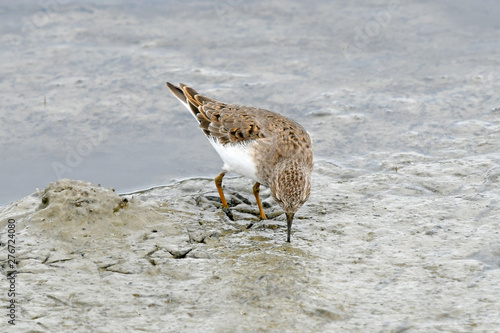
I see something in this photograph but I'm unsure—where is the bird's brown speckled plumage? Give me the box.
[166,82,313,242]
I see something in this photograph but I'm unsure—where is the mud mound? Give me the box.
[31,179,147,243]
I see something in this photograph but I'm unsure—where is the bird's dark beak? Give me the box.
[286,212,295,242]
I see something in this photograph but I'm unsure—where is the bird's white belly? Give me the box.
[208,138,261,182]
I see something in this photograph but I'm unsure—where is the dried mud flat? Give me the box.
[1,152,499,332]
[1,1,500,331]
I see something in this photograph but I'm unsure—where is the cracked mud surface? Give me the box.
[1,161,499,332]
[1,0,500,331]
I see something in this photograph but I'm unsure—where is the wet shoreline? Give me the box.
[1,1,499,331]
[1,153,499,331]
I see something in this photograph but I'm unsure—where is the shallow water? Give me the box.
[1,0,498,205]
[1,0,500,331]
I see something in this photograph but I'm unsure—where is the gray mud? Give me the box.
[1,165,499,331]
[1,0,500,331]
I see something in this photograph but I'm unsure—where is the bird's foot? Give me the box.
[222,207,234,221]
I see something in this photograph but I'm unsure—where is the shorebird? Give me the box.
[166,82,313,242]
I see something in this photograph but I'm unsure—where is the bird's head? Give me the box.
[271,160,311,242]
